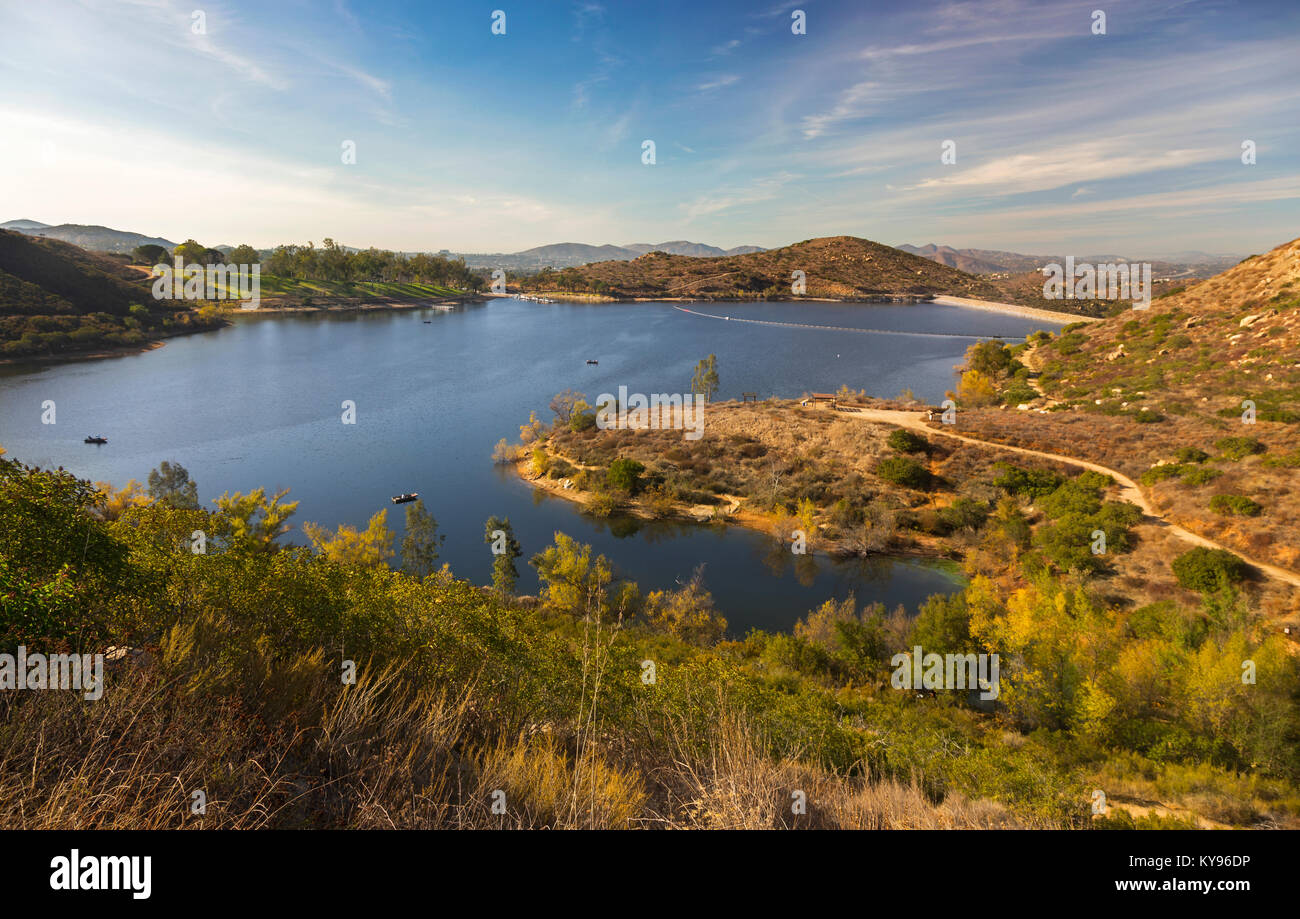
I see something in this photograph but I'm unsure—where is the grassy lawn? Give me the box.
[205,275,467,299]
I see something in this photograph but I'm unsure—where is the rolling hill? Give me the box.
[0,230,221,359]
[899,242,1240,280]
[0,220,177,254]
[456,240,765,270]
[949,236,1300,589]
[517,234,1044,303]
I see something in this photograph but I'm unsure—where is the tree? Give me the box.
[93,479,150,521]
[172,239,207,264]
[530,531,613,615]
[607,458,645,495]
[146,461,199,509]
[964,340,1016,378]
[691,354,720,401]
[643,567,726,646]
[304,509,395,567]
[484,515,522,596]
[227,244,260,266]
[132,244,168,265]
[955,369,998,407]
[549,390,585,426]
[212,487,298,548]
[400,499,444,577]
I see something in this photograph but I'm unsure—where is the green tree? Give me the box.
[400,499,444,577]
[227,244,260,266]
[691,354,720,401]
[172,239,207,264]
[146,460,199,509]
[607,458,645,495]
[484,515,522,596]
[132,244,168,265]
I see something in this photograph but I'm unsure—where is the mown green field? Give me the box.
[201,275,468,299]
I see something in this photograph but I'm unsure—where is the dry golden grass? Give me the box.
[0,651,1031,830]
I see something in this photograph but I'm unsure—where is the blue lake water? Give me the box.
[0,299,1066,634]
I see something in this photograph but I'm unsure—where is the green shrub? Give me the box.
[1140,464,1186,486]
[1215,436,1265,461]
[1182,467,1222,486]
[994,463,1065,498]
[1171,547,1250,592]
[1175,447,1209,464]
[1209,494,1262,517]
[875,457,931,489]
[607,458,646,495]
[886,429,928,454]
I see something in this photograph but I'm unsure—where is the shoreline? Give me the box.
[926,294,1097,324]
[500,290,1097,320]
[0,296,485,368]
[508,451,963,569]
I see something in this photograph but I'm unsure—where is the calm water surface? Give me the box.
[0,299,1065,633]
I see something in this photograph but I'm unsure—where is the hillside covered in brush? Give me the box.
[946,237,1300,582]
[518,236,1042,305]
[0,230,223,359]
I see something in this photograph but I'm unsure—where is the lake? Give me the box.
[0,299,1066,634]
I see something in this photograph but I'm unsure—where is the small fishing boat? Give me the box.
[422,320,432,324]
[84,435,108,445]
[391,492,419,504]
[586,359,598,365]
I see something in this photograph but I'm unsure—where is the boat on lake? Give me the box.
[586,359,598,364]
[84,435,107,444]
[391,492,419,504]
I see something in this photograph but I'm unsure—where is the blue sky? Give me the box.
[1,0,1297,256]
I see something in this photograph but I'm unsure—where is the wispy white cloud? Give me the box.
[696,74,740,93]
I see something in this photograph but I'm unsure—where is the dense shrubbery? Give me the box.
[1215,436,1266,461]
[2,455,1298,828]
[886,428,928,454]
[1210,494,1263,517]
[875,456,930,489]
[1172,547,1251,592]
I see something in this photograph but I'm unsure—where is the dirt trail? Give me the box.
[845,407,1300,589]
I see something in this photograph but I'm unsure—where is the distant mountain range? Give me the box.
[455,240,766,270]
[0,220,177,254]
[0,221,764,271]
[897,243,1241,280]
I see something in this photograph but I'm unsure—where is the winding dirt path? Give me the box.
[844,407,1300,589]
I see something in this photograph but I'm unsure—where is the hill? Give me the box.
[1,220,177,254]
[899,242,1240,281]
[456,240,765,270]
[623,240,765,258]
[518,234,1042,303]
[0,230,221,360]
[947,237,1300,584]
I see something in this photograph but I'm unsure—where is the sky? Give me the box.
[1,0,1297,257]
